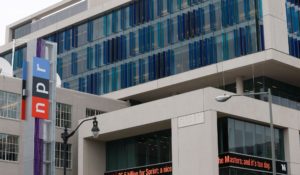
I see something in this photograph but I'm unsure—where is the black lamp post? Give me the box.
[61,117,100,175]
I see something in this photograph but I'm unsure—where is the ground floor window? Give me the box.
[55,142,72,168]
[0,133,18,161]
[106,129,171,172]
[218,117,285,160]
[218,117,287,175]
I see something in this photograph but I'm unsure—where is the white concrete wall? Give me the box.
[262,0,289,53]
[79,87,300,175]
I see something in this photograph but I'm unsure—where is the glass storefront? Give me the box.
[218,117,286,175]
[106,130,171,173]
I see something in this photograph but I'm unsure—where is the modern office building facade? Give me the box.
[0,0,300,175]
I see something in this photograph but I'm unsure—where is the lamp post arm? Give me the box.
[66,117,96,139]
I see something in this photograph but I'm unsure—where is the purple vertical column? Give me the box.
[34,39,45,175]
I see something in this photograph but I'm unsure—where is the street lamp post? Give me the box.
[61,117,100,175]
[215,88,276,175]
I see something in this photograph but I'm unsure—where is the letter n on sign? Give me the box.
[32,57,50,120]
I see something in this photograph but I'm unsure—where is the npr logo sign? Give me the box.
[32,57,50,120]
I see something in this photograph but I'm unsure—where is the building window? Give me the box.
[218,117,285,160]
[0,133,19,161]
[56,103,72,128]
[106,129,171,172]
[86,108,103,118]
[0,90,21,120]
[55,142,72,168]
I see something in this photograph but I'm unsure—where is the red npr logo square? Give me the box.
[32,96,49,120]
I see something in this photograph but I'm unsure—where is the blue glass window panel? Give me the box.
[189,11,195,37]
[244,0,251,20]
[294,39,300,57]
[57,58,63,78]
[245,26,252,54]
[150,25,155,50]
[78,77,86,92]
[294,9,299,35]
[167,19,174,44]
[71,52,78,75]
[233,0,239,24]
[145,27,150,52]
[58,32,64,54]
[111,67,118,91]
[234,29,241,57]
[95,44,102,67]
[170,50,175,75]
[95,72,101,95]
[211,37,217,64]
[177,15,183,41]
[240,27,246,55]
[111,38,116,63]
[184,13,189,39]
[87,74,91,93]
[221,0,228,27]
[121,64,127,88]
[289,37,293,55]
[87,21,93,42]
[129,4,134,27]
[139,28,144,53]
[130,32,136,56]
[139,59,146,83]
[209,4,216,31]
[167,0,173,13]
[117,36,122,61]
[63,82,70,89]
[222,33,229,60]
[112,12,118,33]
[177,0,182,10]
[103,70,110,94]
[87,47,93,70]
[157,53,162,78]
[121,35,127,60]
[103,41,107,65]
[107,39,111,64]
[259,25,265,51]
[195,9,200,36]
[64,29,71,51]
[72,26,78,48]
[198,8,205,34]
[189,43,194,69]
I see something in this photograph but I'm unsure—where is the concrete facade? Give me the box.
[0,75,129,175]
[79,87,300,175]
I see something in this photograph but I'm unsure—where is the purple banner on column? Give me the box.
[34,39,46,175]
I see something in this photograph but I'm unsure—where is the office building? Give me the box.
[0,0,300,175]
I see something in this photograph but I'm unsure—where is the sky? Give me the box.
[0,0,62,46]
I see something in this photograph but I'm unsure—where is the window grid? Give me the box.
[0,90,21,120]
[0,133,19,162]
[56,103,72,128]
[55,142,72,168]
[86,108,104,118]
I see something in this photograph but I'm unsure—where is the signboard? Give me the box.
[105,162,172,175]
[219,153,287,174]
[31,57,50,120]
